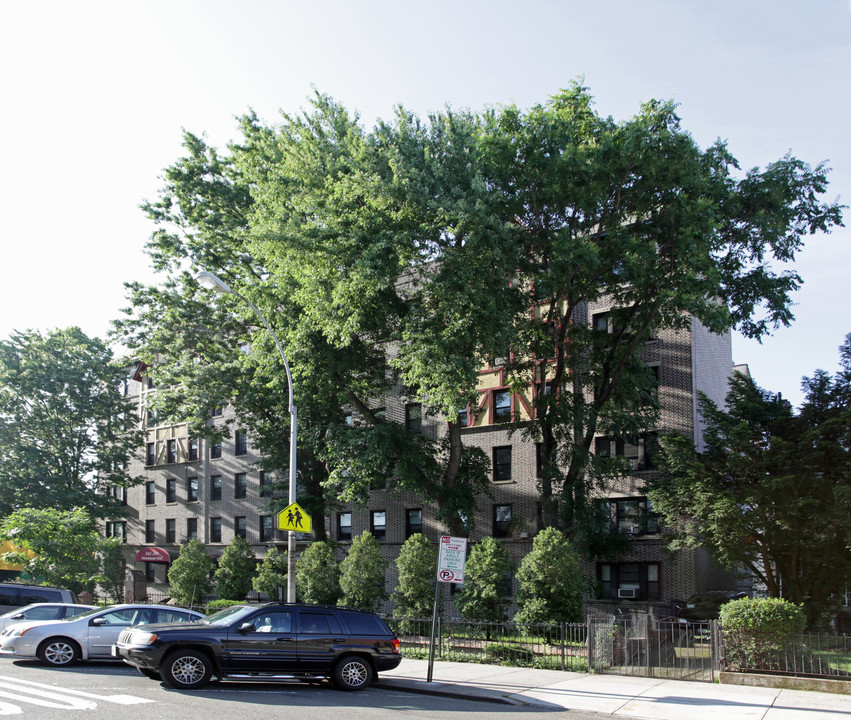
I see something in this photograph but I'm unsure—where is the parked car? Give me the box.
[0,603,96,633]
[0,604,204,666]
[112,602,402,691]
[0,583,77,613]
[675,590,748,622]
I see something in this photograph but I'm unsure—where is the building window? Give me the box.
[235,429,247,456]
[235,516,247,539]
[165,519,176,544]
[337,512,352,541]
[611,497,659,535]
[371,511,386,541]
[106,521,127,542]
[211,407,223,417]
[405,404,422,434]
[597,562,661,600]
[210,517,222,543]
[145,519,155,544]
[260,515,274,542]
[493,446,512,483]
[210,475,222,501]
[166,478,177,503]
[187,477,198,502]
[145,562,156,582]
[186,517,198,541]
[493,504,512,538]
[406,509,423,538]
[498,571,514,597]
[595,433,656,471]
[145,481,156,505]
[210,440,222,459]
[146,443,156,466]
[235,473,247,499]
[259,471,270,497]
[188,438,199,461]
[166,439,177,464]
[458,406,468,426]
[110,485,127,506]
[493,390,511,423]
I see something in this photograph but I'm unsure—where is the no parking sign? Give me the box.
[437,535,467,583]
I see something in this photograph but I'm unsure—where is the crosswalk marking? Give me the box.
[0,677,155,711]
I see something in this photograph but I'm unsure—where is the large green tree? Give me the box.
[477,85,844,552]
[0,507,104,594]
[115,85,842,546]
[296,540,342,605]
[338,532,387,612]
[454,537,513,623]
[0,327,142,518]
[649,339,851,624]
[392,533,437,618]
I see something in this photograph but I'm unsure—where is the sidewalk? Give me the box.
[376,658,851,719]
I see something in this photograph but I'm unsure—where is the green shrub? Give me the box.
[720,597,806,670]
[205,598,242,613]
[296,540,342,605]
[484,642,536,665]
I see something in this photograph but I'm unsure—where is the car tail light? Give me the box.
[391,637,400,654]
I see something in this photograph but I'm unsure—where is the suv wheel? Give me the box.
[332,655,373,691]
[161,649,213,689]
[38,637,80,666]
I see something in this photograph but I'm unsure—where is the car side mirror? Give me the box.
[237,622,255,634]
[11,613,24,619]
[91,617,107,626]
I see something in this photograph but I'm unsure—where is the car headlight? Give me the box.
[126,631,158,645]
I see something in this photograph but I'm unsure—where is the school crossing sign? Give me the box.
[436,535,467,583]
[276,502,312,533]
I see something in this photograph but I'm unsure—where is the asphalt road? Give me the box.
[0,659,608,720]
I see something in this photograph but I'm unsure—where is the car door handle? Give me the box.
[333,638,346,642]
[275,637,294,642]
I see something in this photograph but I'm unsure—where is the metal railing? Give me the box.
[723,629,851,680]
[386,617,590,672]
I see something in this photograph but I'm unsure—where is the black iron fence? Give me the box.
[723,628,851,680]
[386,617,590,672]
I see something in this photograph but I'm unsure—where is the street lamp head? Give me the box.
[195,271,234,295]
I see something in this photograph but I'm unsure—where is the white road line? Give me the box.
[0,700,21,716]
[0,677,155,708]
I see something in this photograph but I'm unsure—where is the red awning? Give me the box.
[135,547,172,564]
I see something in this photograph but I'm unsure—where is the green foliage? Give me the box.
[0,328,142,518]
[296,540,341,605]
[114,85,842,548]
[205,598,242,613]
[168,539,215,606]
[720,597,806,670]
[650,340,851,624]
[339,532,387,612]
[252,546,288,600]
[392,533,437,618]
[99,538,127,603]
[214,535,257,601]
[515,527,584,626]
[483,642,536,665]
[0,507,103,594]
[455,537,513,623]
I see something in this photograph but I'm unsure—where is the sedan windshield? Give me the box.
[202,605,256,626]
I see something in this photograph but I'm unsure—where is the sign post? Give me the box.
[428,536,467,682]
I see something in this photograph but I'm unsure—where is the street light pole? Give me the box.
[195,270,298,603]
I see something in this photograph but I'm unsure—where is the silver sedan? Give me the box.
[0,603,96,633]
[0,603,204,666]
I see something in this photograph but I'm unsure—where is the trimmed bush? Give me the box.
[720,597,806,670]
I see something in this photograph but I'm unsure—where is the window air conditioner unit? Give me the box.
[618,588,639,599]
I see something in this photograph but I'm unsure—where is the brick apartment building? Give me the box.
[107,299,740,614]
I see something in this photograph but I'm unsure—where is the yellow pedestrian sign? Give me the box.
[277,502,312,533]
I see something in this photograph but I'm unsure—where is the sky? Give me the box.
[1,0,849,409]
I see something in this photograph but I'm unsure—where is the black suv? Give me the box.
[675,590,748,622]
[112,603,401,691]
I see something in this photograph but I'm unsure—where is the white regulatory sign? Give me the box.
[437,535,467,583]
